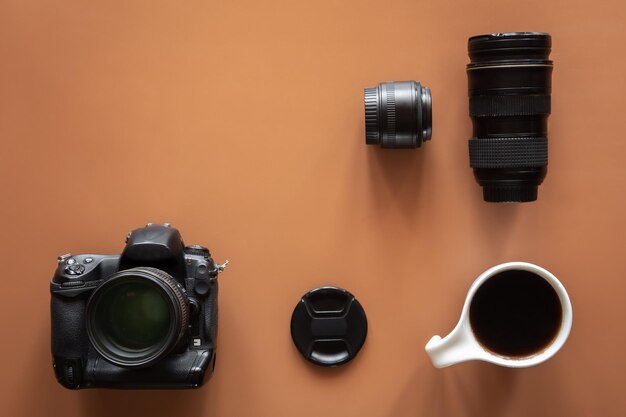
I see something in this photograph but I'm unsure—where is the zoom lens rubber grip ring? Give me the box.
[469,137,548,168]
[470,95,551,117]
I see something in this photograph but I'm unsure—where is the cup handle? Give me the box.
[425,326,483,368]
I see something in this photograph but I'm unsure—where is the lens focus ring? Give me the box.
[364,87,380,145]
[140,267,189,345]
[470,95,551,117]
[469,137,548,168]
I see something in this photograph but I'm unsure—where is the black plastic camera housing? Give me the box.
[50,224,224,389]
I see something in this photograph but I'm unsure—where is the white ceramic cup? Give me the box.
[425,262,572,368]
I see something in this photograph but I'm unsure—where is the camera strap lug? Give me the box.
[209,260,229,281]
[216,260,229,273]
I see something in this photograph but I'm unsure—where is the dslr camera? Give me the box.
[50,224,226,389]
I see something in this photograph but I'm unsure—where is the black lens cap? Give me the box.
[290,286,367,367]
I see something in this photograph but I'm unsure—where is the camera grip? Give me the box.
[86,349,213,388]
[51,294,87,358]
[51,294,89,388]
[203,281,218,347]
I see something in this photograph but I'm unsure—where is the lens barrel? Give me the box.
[467,32,552,202]
[365,80,432,148]
[86,267,189,368]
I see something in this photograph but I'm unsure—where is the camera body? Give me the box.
[50,224,223,389]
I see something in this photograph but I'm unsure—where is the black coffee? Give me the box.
[469,269,562,357]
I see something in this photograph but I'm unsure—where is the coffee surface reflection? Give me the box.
[469,269,563,357]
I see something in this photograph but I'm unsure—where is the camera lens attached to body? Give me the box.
[51,224,223,389]
[467,32,552,202]
[86,267,189,368]
[364,80,432,148]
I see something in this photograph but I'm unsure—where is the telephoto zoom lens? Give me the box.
[467,32,552,202]
[364,81,432,148]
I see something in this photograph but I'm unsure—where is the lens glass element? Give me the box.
[86,267,188,367]
[96,281,171,351]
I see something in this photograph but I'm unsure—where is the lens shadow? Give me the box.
[366,146,429,225]
[471,201,522,258]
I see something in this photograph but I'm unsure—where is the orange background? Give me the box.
[1,1,625,416]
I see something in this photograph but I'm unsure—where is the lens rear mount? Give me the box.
[86,267,189,368]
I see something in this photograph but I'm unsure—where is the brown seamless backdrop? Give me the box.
[1,1,625,416]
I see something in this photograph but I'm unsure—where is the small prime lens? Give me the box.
[86,267,188,367]
[364,80,432,148]
[467,32,552,202]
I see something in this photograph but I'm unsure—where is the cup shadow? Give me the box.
[448,362,518,417]
[389,360,517,417]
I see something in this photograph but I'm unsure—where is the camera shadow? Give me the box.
[78,384,210,417]
[19,318,215,417]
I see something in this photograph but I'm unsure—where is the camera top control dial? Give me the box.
[58,255,86,276]
[57,255,100,279]
[65,263,85,275]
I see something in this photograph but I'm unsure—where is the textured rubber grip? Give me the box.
[364,83,398,146]
[469,137,548,168]
[470,95,550,117]
[364,87,379,144]
[384,83,397,144]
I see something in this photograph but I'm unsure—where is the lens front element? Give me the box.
[86,267,188,367]
[100,281,171,350]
